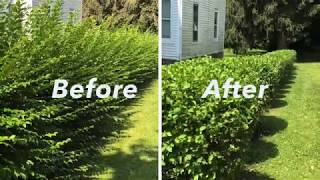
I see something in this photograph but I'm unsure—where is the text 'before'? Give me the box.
[52,78,137,99]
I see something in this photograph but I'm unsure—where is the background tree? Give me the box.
[82,0,104,22]
[226,0,320,53]
[225,0,249,54]
[83,0,158,32]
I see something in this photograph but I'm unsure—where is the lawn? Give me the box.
[243,62,320,179]
[94,80,158,180]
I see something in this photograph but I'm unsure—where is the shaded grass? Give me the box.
[93,80,158,179]
[297,48,320,62]
[224,48,267,57]
[242,63,320,179]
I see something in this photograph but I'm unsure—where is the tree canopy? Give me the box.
[225,0,320,53]
[83,0,158,32]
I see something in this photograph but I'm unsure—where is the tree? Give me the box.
[226,0,320,52]
[82,0,104,22]
[82,0,158,32]
[225,0,249,54]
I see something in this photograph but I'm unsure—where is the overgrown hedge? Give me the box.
[162,50,296,179]
[0,1,157,179]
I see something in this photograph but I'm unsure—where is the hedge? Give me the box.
[0,1,157,179]
[162,50,296,179]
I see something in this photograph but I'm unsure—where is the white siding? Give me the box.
[24,0,38,8]
[9,0,18,4]
[181,0,225,59]
[60,0,82,21]
[162,0,181,60]
[25,0,33,7]
[22,0,82,21]
[32,0,39,5]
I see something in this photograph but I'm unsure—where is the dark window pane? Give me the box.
[214,12,218,25]
[162,0,171,38]
[193,31,198,42]
[162,20,171,38]
[193,4,199,42]
[214,25,218,38]
[214,12,218,39]
[162,0,171,19]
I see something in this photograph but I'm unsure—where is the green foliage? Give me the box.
[162,50,296,179]
[0,1,157,179]
[0,0,25,57]
[225,0,320,52]
[83,0,158,32]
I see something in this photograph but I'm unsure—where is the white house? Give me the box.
[162,0,226,60]
[8,0,82,21]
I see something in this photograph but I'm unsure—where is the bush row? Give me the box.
[162,50,296,179]
[0,1,157,179]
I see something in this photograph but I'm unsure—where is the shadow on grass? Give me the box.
[270,99,288,108]
[240,67,296,179]
[240,170,276,180]
[269,66,297,108]
[90,143,158,180]
[246,140,279,165]
[255,116,288,137]
[247,116,288,164]
[240,116,287,180]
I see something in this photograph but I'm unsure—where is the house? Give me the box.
[162,0,226,60]
[8,0,82,21]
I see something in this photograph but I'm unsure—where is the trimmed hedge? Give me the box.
[0,1,157,179]
[162,50,296,179]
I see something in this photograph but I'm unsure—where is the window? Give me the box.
[214,11,219,40]
[162,0,171,38]
[193,4,199,42]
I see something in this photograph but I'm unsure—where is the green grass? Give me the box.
[243,62,320,179]
[95,80,158,180]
